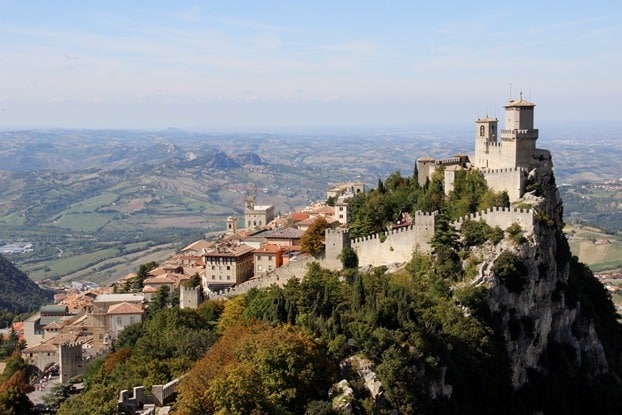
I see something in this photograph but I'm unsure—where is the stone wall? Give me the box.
[351,211,437,268]
[118,377,181,414]
[481,167,528,201]
[453,207,534,234]
[180,286,204,309]
[59,342,84,383]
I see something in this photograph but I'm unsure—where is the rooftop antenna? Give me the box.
[520,91,523,100]
[509,83,512,100]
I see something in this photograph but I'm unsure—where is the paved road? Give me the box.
[27,374,60,406]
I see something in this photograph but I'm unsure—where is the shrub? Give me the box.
[506,222,527,244]
[492,251,528,293]
[461,219,490,247]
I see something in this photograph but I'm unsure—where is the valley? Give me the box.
[0,128,620,285]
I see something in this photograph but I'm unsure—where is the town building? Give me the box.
[88,293,145,350]
[253,244,284,275]
[244,195,275,230]
[107,302,145,340]
[202,242,255,291]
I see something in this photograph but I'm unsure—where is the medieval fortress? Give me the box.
[325,95,545,268]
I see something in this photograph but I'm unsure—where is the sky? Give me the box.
[0,0,621,131]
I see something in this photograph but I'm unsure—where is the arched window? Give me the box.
[480,125,485,137]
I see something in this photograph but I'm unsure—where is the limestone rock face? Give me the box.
[481,155,609,388]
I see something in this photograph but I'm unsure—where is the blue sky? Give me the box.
[0,1,621,131]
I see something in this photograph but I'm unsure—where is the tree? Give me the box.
[301,217,331,256]
[148,286,171,314]
[339,246,358,269]
[132,261,158,291]
[377,177,385,194]
[0,370,35,415]
[175,321,333,415]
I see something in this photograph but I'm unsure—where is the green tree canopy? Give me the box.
[301,217,332,256]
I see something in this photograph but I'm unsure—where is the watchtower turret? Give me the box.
[501,93,538,168]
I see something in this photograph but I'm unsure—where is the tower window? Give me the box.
[480,125,485,137]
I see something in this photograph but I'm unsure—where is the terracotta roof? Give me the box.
[142,285,158,293]
[23,342,57,354]
[262,228,304,239]
[143,275,177,285]
[297,216,337,226]
[290,212,310,222]
[43,321,64,330]
[254,244,282,254]
[204,243,255,258]
[107,302,144,315]
[180,239,214,252]
[310,206,334,215]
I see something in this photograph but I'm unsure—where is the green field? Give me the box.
[566,225,622,272]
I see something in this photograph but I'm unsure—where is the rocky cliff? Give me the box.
[478,151,622,411]
[327,151,622,414]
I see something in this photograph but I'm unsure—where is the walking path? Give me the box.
[27,374,61,407]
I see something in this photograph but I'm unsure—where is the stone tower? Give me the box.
[324,227,350,263]
[180,286,204,309]
[501,94,538,169]
[472,94,538,170]
[225,216,238,236]
[473,116,498,168]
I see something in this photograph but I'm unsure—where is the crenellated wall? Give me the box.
[350,211,437,268]
[118,377,181,413]
[453,207,534,233]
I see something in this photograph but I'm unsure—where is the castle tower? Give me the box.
[244,195,255,212]
[180,286,204,309]
[473,116,498,168]
[325,227,350,263]
[225,216,238,236]
[500,94,538,168]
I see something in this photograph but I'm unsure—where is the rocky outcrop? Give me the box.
[480,153,611,389]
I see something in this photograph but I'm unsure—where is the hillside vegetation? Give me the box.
[43,165,622,415]
[0,254,53,326]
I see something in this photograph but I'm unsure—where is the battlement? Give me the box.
[59,341,83,349]
[326,227,349,235]
[484,141,503,148]
[453,206,534,233]
[414,210,438,217]
[119,377,182,412]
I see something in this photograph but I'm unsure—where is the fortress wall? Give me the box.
[351,211,436,268]
[482,168,527,201]
[325,228,350,262]
[482,144,507,169]
[453,207,534,233]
